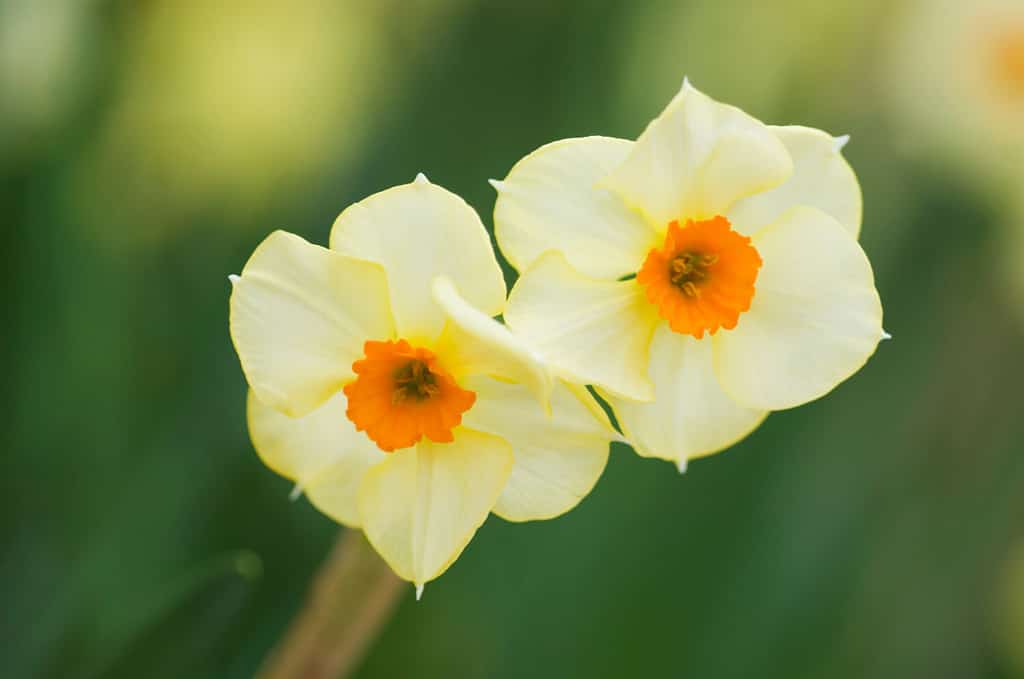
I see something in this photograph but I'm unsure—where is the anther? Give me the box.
[669,251,716,292]
[671,259,692,276]
[393,359,440,403]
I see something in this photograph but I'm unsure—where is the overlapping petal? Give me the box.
[714,207,883,410]
[504,251,660,401]
[329,175,506,343]
[431,277,552,409]
[600,80,792,226]
[247,390,384,527]
[604,324,767,464]
[492,136,657,279]
[461,376,614,522]
[230,231,394,417]
[728,126,862,237]
[357,429,513,585]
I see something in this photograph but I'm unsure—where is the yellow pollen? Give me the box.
[669,251,719,294]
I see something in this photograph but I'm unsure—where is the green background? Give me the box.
[4,1,1024,677]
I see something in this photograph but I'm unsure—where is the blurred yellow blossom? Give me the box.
[885,0,1024,194]
[886,0,1024,326]
[0,0,98,157]
[67,0,462,246]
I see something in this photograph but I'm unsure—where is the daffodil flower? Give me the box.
[492,81,884,467]
[229,175,614,589]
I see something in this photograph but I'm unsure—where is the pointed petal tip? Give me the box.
[414,172,430,186]
[228,274,241,285]
[833,135,850,152]
[881,330,893,341]
[676,458,688,474]
[488,178,505,191]
[289,483,303,501]
[415,583,424,601]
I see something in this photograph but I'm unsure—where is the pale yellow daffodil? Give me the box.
[492,81,884,468]
[229,175,614,589]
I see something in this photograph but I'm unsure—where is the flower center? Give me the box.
[669,251,720,297]
[992,27,1024,98]
[343,339,475,452]
[637,216,761,339]
[392,359,440,403]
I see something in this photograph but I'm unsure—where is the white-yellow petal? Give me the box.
[714,206,883,410]
[329,176,506,343]
[504,251,660,402]
[356,429,513,585]
[603,324,767,464]
[230,231,394,417]
[600,80,792,225]
[492,136,657,279]
[247,390,385,527]
[462,376,613,522]
[431,277,552,409]
[728,125,862,238]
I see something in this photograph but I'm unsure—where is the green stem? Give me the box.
[257,530,404,679]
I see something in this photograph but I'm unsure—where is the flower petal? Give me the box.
[462,376,613,522]
[247,390,384,527]
[603,324,767,464]
[230,231,394,417]
[431,277,552,409]
[600,80,792,225]
[329,175,506,343]
[714,206,883,410]
[504,251,660,401]
[357,429,513,585]
[492,136,658,279]
[728,125,862,237]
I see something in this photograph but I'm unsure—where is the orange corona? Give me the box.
[993,28,1024,98]
[343,339,476,452]
[637,216,762,339]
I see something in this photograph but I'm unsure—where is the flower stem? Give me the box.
[257,530,404,679]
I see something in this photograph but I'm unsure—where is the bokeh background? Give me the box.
[4,0,1024,677]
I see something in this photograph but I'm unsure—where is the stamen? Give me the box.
[392,359,440,403]
[669,251,718,291]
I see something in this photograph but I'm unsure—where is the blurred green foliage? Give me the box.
[3,1,1024,678]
